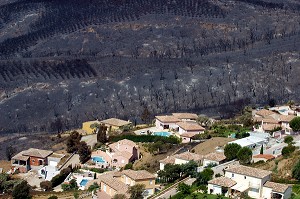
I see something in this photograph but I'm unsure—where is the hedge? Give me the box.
[109,135,180,144]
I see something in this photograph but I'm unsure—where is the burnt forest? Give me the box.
[0,0,300,134]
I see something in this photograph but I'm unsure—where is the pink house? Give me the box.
[92,139,139,168]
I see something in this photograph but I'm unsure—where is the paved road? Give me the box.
[157,178,196,199]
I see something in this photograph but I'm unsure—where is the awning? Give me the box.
[231,184,249,192]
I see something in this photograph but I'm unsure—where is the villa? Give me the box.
[155,115,181,130]
[97,170,156,198]
[11,148,53,173]
[159,151,203,170]
[82,118,132,134]
[203,152,226,167]
[208,165,292,199]
[176,121,205,143]
[91,139,139,168]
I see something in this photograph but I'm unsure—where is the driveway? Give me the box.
[60,154,80,170]
[157,178,196,199]
[81,134,97,148]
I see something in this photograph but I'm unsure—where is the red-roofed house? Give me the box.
[252,154,275,163]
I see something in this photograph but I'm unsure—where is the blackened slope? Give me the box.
[0,0,224,57]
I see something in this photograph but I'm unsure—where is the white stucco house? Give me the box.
[159,151,203,170]
[208,165,292,199]
[155,115,180,130]
[228,136,267,149]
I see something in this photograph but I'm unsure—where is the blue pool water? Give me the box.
[92,156,105,163]
[153,132,170,137]
[80,179,89,186]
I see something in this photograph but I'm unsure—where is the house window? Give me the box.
[32,159,35,163]
[150,180,153,185]
[232,174,234,177]
[244,176,246,179]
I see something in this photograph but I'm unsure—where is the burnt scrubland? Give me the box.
[0,0,300,134]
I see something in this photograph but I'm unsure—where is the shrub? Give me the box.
[109,134,180,144]
[293,161,300,180]
[282,145,296,157]
[124,163,133,170]
[284,136,294,145]
[48,196,58,199]
[12,181,31,199]
[40,181,52,191]
[51,167,71,187]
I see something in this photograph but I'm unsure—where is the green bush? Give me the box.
[282,145,296,157]
[48,196,58,199]
[51,167,71,187]
[109,134,180,144]
[124,163,133,170]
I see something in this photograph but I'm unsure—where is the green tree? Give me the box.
[284,135,294,145]
[88,182,99,192]
[127,184,145,199]
[194,168,214,186]
[290,117,300,132]
[124,163,133,170]
[113,194,127,199]
[40,181,52,191]
[224,143,242,161]
[66,131,82,153]
[96,124,108,143]
[12,180,31,199]
[237,147,252,164]
[292,160,300,180]
[182,160,198,177]
[260,145,264,154]
[78,141,91,163]
[177,183,191,195]
[73,191,79,199]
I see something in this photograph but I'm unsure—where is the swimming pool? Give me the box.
[153,132,171,137]
[79,179,89,187]
[92,156,105,163]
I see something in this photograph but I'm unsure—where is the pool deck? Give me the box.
[134,127,173,135]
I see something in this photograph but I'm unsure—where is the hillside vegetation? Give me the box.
[0,0,300,133]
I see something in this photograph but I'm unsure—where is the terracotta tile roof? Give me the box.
[204,152,226,162]
[208,177,237,188]
[253,116,263,123]
[279,115,296,122]
[226,165,271,179]
[97,190,114,199]
[256,109,276,117]
[155,115,181,123]
[181,132,199,138]
[98,172,129,196]
[159,156,176,164]
[12,151,29,161]
[100,118,131,127]
[262,123,281,131]
[264,181,290,193]
[253,154,275,160]
[22,148,53,158]
[174,152,203,161]
[109,139,137,149]
[122,169,155,180]
[172,113,198,120]
[262,116,280,124]
[114,151,133,159]
[176,121,205,131]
